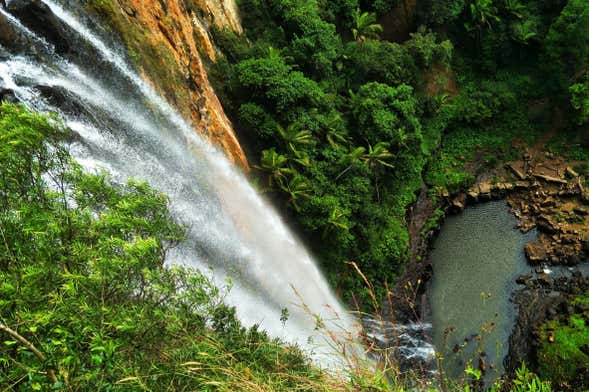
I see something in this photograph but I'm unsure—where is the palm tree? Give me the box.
[279,175,311,211]
[254,149,292,188]
[361,142,395,201]
[276,122,314,155]
[466,0,500,32]
[322,206,350,238]
[336,146,366,180]
[503,0,526,19]
[323,112,349,148]
[512,19,537,45]
[291,149,311,168]
[352,8,383,42]
[360,142,395,170]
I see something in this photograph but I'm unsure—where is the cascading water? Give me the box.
[0,0,356,364]
[0,0,441,371]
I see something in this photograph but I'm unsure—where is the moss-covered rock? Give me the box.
[537,291,589,390]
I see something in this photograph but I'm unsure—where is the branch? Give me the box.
[0,323,58,383]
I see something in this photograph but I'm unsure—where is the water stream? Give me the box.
[0,1,356,365]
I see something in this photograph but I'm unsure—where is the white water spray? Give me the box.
[0,1,358,365]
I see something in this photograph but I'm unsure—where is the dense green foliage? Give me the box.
[212,0,588,305]
[0,104,553,391]
[211,0,455,304]
[0,104,341,391]
[209,0,589,387]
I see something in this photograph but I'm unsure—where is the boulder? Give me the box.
[7,0,72,53]
[536,215,559,234]
[0,88,18,104]
[537,273,553,288]
[540,198,557,208]
[466,189,479,202]
[519,222,536,233]
[516,273,532,285]
[525,242,547,264]
[534,173,568,185]
[450,194,466,212]
[0,11,19,48]
[508,164,527,180]
[514,181,530,190]
[565,167,579,178]
[478,182,492,195]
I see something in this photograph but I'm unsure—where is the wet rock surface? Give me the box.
[525,242,547,264]
[7,0,73,53]
[0,88,18,103]
[505,271,589,378]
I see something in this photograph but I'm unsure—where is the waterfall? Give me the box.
[0,1,357,365]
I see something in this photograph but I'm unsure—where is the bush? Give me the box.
[351,82,422,148]
[0,104,330,390]
[344,40,417,89]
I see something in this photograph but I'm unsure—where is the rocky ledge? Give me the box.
[505,270,589,386]
[447,149,589,266]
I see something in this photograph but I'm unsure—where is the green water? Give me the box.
[430,201,537,382]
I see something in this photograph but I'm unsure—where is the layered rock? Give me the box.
[86,0,248,169]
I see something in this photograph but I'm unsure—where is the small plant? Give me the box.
[511,363,552,392]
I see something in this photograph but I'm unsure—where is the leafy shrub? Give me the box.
[344,40,417,88]
[0,105,329,390]
[351,82,422,148]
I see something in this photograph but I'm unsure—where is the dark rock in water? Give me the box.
[525,242,547,264]
[0,11,19,48]
[7,0,71,53]
[478,356,487,374]
[569,254,582,266]
[537,273,553,288]
[36,85,86,115]
[450,194,466,212]
[516,273,532,285]
[0,44,9,60]
[0,88,18,104]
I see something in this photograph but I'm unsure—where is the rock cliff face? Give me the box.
[378,0,417,42]
[86,0,248,169]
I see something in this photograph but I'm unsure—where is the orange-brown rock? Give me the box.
[525,242,547,264]
[88,0,248,170]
